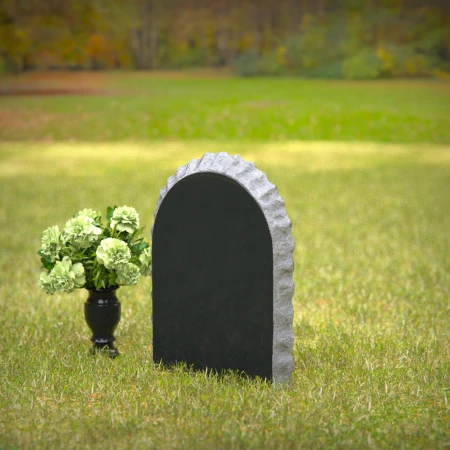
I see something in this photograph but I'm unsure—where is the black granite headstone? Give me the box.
[153,172,273,378]
[152,153,295,383]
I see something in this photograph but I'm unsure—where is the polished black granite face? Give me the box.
[152,172,273,379]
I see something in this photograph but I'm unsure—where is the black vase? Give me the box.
[84,288,121,358]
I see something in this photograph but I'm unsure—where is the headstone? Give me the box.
[152,153,294,384]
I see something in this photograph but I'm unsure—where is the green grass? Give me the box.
[0,73,449,143]
[0,74,449,448]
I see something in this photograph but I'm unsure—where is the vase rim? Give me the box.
[87,286,119,293]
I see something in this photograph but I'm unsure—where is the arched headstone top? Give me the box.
[152,152,295,384]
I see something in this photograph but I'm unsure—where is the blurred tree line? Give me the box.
[1,0,449,79]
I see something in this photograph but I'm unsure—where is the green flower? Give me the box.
[139,247,152,276]
[76,208,102,224]
[96,238,131,270]
[39,270,56,295]
[110,206,139,234]
[45,257,85,293]
[116,263,141,286]
[40,225,61,262]
[62,215,102,249]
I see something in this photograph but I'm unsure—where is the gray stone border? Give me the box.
[152,152,294,384]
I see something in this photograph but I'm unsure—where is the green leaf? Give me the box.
[130,239,149,252]
[107,271,117,287]
[106,206,117,224]
[40,257,55,271]
[129,256,140,265]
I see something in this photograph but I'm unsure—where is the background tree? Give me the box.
[1,0,449,78]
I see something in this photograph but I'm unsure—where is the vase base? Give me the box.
[90,343,119,358]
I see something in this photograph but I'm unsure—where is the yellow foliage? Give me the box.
[85,34,127,68]
[377,46,394,74]
[404,55,427,76]
[302,56,315,69]
[86,34,108,58]
[237,34,254,53]
[116,45,132,68]
[0,24,31,56]
[432,68,450,79]
[276,46,286,66]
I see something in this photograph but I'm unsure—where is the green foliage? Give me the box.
[233,50,285,77]
[230,6,450,80]
[283,35,303,73]
[258,51,285,76]
[284,16,329,74]
[341,14,372,57]
[377,43,435,77]
[39,252,55,272]
[416,28,448,58]
[343,48,382,79]
[297,15,329,70]
[106,205,116,225]
[168,47,206,69]
[233,51,260,77]
[303,61,343,79]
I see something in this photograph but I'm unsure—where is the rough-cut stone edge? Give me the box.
[152,152,295,384]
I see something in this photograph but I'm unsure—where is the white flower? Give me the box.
[40,225,61,262]
[76,208,102,223]
[96,238,131,270]
[62,215,102,249]
[110,206,139,234]
[39,271,56,294]
[42,256,85,294]
[116,263,141,286]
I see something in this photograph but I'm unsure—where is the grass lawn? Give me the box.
[0,72,449,449]
[0,71,449,143]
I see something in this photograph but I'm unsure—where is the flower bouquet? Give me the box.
[38,206,152,356]
[38,206,151,293]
